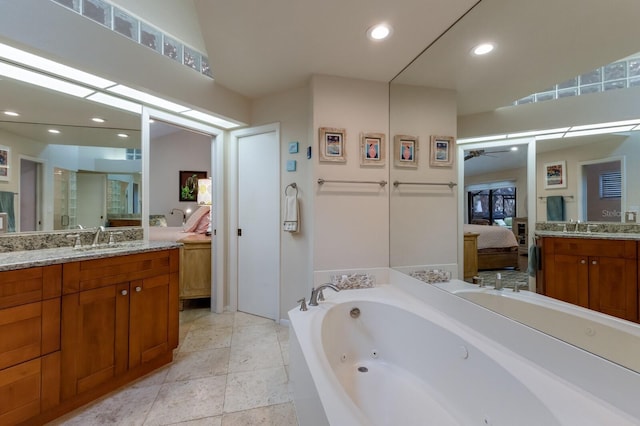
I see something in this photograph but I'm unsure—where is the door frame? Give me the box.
[18,155,45,232]
[141,107,225,313]
[229,123,281,318]
[577,156,625,222]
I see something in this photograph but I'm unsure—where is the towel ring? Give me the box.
[285,182,298,197]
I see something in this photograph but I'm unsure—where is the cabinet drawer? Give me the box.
[0,265,61,309]
[0,358,41,425]
[0,299,60,371]
[548,237,636,258]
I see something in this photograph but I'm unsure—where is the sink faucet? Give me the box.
[308,283,340,306]
[92,226,105,246]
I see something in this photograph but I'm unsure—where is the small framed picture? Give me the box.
[360,133,385,166]
[319,127,346,163]
[429,135,455,167]
[393,135,418,168]
[0,145,9,182]
[179,170,207,202]
[544,160,567,189]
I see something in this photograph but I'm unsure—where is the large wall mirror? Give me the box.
[390,0,640,374]
[0,71,141,233]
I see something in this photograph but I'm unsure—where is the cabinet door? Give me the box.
[545,254,589,308]
[129,275,172,369]
[589,257,638,322]
[61,282,129,399]
[0,358,41,425]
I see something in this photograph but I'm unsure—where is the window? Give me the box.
[468,186,517,225]
[599,170,621,199]
[126,148,141,160]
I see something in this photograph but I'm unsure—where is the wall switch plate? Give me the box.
[288,141,299,154]
[286,160,297,172]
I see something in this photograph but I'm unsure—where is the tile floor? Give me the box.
[49,309,299,426]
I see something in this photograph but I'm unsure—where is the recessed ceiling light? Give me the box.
[510,146,518,151]
[48,129,60,134]
[472,43,495,56]
[92,117,106,123]
[367,23,393,41]
[117,133,129,138]
[3,111,19,116]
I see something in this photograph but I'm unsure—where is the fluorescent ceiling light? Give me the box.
[570,119,640,131]
[472,43,495,56]
[0,43,115,89]
[536,133,566,140]
[565,125,636,138]
[108,85,190,113]
[457,135,507,144]
[86,92,143,114]
[181,110,242,129]
[367,24,393,41]
[507,127,570,138]
[3,111,19,117]
[0,62,95,98]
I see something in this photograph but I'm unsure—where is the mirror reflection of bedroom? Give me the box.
[463,145,528,288]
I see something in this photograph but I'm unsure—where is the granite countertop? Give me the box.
[535,230,640,240]
[0,241,181,272]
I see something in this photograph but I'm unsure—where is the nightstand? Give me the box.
[177,234,212,310]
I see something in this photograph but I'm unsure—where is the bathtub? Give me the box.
[289,284,639,425]
[436,280,640,374]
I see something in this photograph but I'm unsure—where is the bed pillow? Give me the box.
[183,206,210,232]
[194,212,210,234]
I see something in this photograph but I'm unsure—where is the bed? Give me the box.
[148,206,211,242]
[464,223,519,270]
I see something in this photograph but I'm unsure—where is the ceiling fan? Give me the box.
[464,149,512,161]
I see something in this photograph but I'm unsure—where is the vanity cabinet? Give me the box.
[0,265,61,425]
[61,249,179,400]
[541,237,637,322]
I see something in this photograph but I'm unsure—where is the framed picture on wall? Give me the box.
[544,160,567,189]
[179,170,207,201]
[0,145,9,182]
[429,135,455,167]
[360,132,385,166]
[393,135,418,168]
[318,127,346,163]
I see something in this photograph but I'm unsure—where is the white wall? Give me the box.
[311,75,390,271]
[251,85,313,317]
[149,128,211,227]
[389,84,457,267]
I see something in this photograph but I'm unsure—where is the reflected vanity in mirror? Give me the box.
[389,0,640,375]
[0,73,141,233]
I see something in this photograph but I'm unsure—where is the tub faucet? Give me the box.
[92,226,105,246]
[309,283,340,306]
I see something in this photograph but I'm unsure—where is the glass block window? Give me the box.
[113,7,139,42]
[82,0,111,28]
[140,22,162,53]
[163,35,183,62]
[126,149,142,160]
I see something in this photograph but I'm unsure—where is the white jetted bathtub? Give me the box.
[436,280,640,374]
[289,284,640,425]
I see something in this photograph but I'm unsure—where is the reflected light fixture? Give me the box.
[472,43,495,56]
[48,129,60,134]
[117,133,129,138]
[92,117,105,123]
[367,23,393,41]
[3,111,19,117]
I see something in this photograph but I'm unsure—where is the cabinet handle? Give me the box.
[135,286,142,292]
[592,260,597,265]
[121,290,128,296]
[580,259,586,264]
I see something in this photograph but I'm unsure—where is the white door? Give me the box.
[76,173,107,228]
[235,125,280,319]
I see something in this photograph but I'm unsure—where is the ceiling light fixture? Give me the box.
[107,85,190,113]
[117,133,129,138]
[510,146,518,151]
[86,92,143,114]
[3,111,19,117]
[48,129,60,134]
[181,110,242,129]
[0,62,95,98]
[472,43,495,56]
[367,23,393,41]
[92,117,105,123]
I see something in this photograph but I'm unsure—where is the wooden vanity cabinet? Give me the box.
[0,265,61,426]
[542,237,637,322]
[60,249,179,401]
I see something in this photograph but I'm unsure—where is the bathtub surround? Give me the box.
[290,269,640,425]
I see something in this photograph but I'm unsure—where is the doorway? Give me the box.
[579,157,624,222]
[230,123,280,320]
[19,158,43,232]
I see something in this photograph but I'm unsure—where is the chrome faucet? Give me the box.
[308,283,340,306]
[92,226,105,246]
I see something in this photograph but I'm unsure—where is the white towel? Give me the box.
[283,195,299,232]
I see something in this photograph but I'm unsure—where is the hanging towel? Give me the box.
[0,191,15,232]
[283,194,299,232]
[527,244,538,277]
[546,196,565,221]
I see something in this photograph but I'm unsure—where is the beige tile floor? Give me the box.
[48,309,298,426]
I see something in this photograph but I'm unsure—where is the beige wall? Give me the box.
[389,84,457,267]
[311,75,390,271]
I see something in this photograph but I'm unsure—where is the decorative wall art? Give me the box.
[179,170,207,201]
[360,133,386,166]
[544,160,567,189]
[393,135,418,168]
[319,127,346,163]
[0,145,9,182]
[429,135,455,167]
